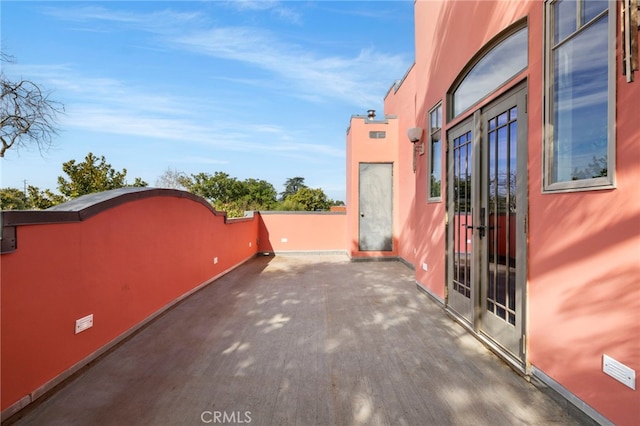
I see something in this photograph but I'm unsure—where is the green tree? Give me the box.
[280,176,307,201]
[181,172,242,204]
[0,187,28,210]
[27,185,66,209]
[57,152,148,198]
[241,178,278,211]
[181,172,278,217]
[286,187,330,211]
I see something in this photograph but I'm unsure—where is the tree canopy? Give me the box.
[57,152,147,198]
[0,187,28,210]
[1,155,344,217]
[280,176,307,201]
[180,172,278,217]
[155,167,188,190]
[282,187,330,211]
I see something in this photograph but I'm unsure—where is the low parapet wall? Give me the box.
[0,188,259,418]
[257,211,347,254]
[1,190,350,419]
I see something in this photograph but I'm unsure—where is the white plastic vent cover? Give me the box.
[603,354,635,390]
[75,314,94,334]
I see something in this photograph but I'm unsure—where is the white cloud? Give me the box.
[33,69,346,161]
[41,4,408,109]
[222,0,302,24]
[42,5,204,31]
[171,27,405,107]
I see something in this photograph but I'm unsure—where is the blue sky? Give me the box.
[1,1,415,202]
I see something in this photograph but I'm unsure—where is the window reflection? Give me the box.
[554,0,576,43]
[429,105,442,200]
[453,27,528,117]
[453,130,472,299]
[552,6,608,182]
[583,0,608,24]
[487,107,518,326]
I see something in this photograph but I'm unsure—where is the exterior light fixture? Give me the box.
[407,127,423,142]
[367,109,376,120]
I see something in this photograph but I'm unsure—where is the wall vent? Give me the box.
[603,354,635,390]
[75,314,94,334]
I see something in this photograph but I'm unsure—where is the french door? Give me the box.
[447,84,528,363]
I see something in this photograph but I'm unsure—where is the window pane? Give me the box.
[430,138,442,198]
[552,14,608,183]
[429,105,443,200]
[583,0,608,24]
[453,28,528,117]
[554,0,576,43]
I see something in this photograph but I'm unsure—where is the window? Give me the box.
[452,27,528,117]
[369,131,386,139]
[428,104,442,201]
[544,0,615,191]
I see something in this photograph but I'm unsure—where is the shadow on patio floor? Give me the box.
[6,254,592,426]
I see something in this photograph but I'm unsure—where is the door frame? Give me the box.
[446,81,528,368]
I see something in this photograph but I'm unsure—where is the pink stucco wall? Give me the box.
[386,1,640,424]
[382,67,419,266]
[1,194,349,418]
[1,193,258,414]
[346,116,402,259]
[257,212,346,253]
[527,16,640,422]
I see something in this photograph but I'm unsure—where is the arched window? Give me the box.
[451,26,528,117]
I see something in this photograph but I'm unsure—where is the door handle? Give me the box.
[466,225,486,237]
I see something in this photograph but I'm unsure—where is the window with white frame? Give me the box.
[428,104,442,201]
[544,0,615,191]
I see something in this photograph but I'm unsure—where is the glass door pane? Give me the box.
[454,130,473,299]
[479,83,527,363]
[447,119,475,324]
[486,107,518,326]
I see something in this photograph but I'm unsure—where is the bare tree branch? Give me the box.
[1,55,64,157]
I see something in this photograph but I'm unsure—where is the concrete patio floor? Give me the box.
[5,254,593,426]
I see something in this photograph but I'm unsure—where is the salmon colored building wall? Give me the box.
[526,13,640,423]
[0,189,259,416]
[0,189,349,419]
[382,66,419,267]
[346,114,401,259]
[377,1,639,424]
[257,212,346,253]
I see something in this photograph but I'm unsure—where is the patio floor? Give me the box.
[5,254,593,426]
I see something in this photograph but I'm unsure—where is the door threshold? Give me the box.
[444,307,527,377]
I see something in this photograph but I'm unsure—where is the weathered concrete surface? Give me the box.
[6,255,590,426]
